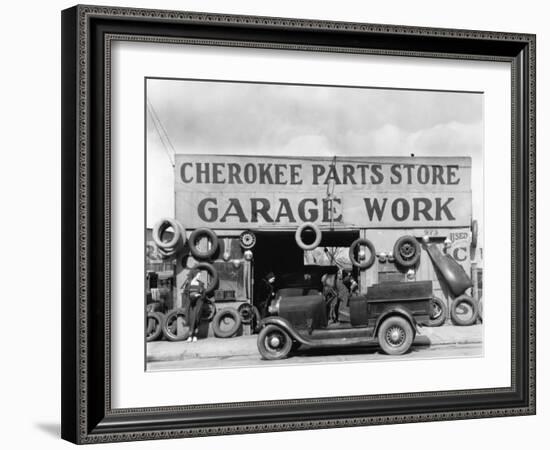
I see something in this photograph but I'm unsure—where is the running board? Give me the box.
[297,336,378,348]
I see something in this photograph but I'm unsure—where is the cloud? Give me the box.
[146,79,482,155]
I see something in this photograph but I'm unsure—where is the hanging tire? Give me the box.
[450,295,479,326]
[471,219,479,248]
[257,325,293,360]
[146,312,164,342]
[239,231,256,250]
[188,228,219,260]
[237,303,254,324]
[377,316,415,355]
[162,308,190,341]
[295,222,322,251]
[393,235,421,268]
[349,238,376,269]
[192,262,219,295]
[212,309,242,338]
[428,297,447,327]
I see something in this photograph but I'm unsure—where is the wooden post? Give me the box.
[471,261,478,302]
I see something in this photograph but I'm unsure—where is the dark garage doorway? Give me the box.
[252,229,360,311]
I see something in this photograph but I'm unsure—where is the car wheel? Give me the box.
[450,295,478,326]
[212,309,242,338]
[237,303,254,324]
[239,231,257,250]
[162,308,190,341]
[428,297,447,327]
[257,325,293,360]
[393,235,421,268]
[146,311,164,342]
[378,316,414,355]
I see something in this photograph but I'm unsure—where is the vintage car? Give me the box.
[257,266,432,360]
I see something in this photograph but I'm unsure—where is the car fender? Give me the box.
[258,316,310,345]
[373,306,418,337]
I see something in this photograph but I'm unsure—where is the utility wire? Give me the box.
[148,99,177,156]
[147,100,175,167]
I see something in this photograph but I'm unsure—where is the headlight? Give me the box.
[268,297,281,315]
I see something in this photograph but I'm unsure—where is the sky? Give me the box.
[146,78,483,246]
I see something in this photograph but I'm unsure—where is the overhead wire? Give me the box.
[147,99,176,167]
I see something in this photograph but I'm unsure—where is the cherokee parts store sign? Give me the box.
[175,155,471,229]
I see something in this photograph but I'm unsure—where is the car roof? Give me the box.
[278,265,338,289]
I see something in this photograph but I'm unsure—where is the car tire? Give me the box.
[188,228,219,260]
[257,325,293,360]
[161,308,191,341]
[450,295,478,326]
[295,222,322,251]
[378,316,415,355]
[349,238,376,269]
[393,235,421,268]
[212,309,242,338]
[428,297,447,327]
[146,312,164,342]
[237,303,254,324]
[192,262,219,295]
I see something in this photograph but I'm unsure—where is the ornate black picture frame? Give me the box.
[61,5,536,444]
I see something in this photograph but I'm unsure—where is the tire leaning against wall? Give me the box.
[146,311,164,342]
[161,308,190,341]
[450,295,479,326]
[428,297,447,327]
[212,308,242,338]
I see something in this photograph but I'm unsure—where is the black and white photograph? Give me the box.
[55,3,537,446]
[145,78,484,371]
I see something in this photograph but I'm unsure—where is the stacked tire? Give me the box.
[152,218,186,259]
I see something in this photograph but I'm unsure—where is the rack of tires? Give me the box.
[147,220,261,342]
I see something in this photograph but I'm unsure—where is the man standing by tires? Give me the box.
[184,270,205,342]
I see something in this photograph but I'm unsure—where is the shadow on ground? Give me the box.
[35,422,60,438]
